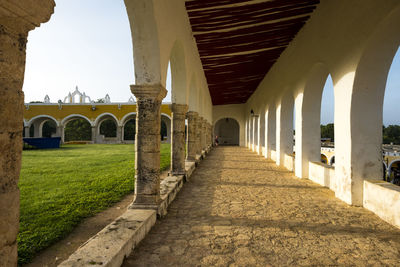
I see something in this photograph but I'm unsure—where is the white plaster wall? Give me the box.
[212,104,245,146]
[125,0,212,121]
[308,162,335,189]
[284,155,294,172]
[243,0,400,205]
[364,180,400,229]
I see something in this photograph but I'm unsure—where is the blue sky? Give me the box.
[23,0,399,125]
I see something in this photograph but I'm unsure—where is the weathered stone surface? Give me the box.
[123,146,400,266]
[195,115,202,156]
[186,111,198,161]
[170,104,188,175]
[200,117,206,151]
[0,2,54,265]
[58,209,156,267]
[130,84,167,208]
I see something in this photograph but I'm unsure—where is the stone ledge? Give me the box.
[363,180,400,229]
[58,209,156,267]
[185,161,196,181]
[58,155,202,266]
[158,175,184,217]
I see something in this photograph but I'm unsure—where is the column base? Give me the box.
[171,171,186,176]
[129,202,159,211]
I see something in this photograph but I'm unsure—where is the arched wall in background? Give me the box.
[214,118,240,146]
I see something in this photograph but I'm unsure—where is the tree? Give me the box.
[383,125,400,144]
[124,119,135,140]
[321,123,334,141]
[64,119,91,141]
[42,121,56,138]
[99,119,117,137]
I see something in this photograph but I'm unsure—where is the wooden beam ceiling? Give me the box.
[185,0,320,105]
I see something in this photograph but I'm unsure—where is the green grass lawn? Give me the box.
[18,144,171,265]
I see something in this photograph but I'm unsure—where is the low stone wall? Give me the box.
[59,153,207,266]
[284,154,294,172]
[271,150,277,161]
[363,180,400,229]
[308,162,335,190]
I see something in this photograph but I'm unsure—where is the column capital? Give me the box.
[130,84,167,101]
[169,103,188,114]
[186,111,198,118]
[0,0,55,33]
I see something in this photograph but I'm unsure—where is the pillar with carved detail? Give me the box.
[0,1,55,265]
[186,111,198,161]
[170,104,188,175]
[200,118,206,151]
[195,116,202,156]
[130,84,166,209]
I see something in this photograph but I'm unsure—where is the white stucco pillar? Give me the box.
[24,126,30,138]
[294,92,321,178]
[33,120,41,137]
[259,111,265,156]
[91,126,97,144]
[117,126,123,144]
[276,97,293,166]
[245,119,248,147]
[265,107,276,159]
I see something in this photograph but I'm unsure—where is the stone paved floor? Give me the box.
[123,146,400,266]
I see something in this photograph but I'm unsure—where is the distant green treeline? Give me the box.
[320,123,400,145]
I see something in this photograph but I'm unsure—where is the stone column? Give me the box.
[200,118,206,151]
[206,123,211,147]
[195,116,202,156]
[33,120,41,137]
[131,84,166,209]
[170,103,188,176]
[117,125,123,144]
[24,126,30,138]
[186,111,198,161]
[0,2,55,265]
[91,126,97,144]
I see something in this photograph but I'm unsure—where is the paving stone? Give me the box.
[123,146,400,266]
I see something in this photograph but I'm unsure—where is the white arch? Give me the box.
[161,113,171,121]
[94,112,120,127]
[61,114,93,127]
[121,112,137,126]
[387,159,400,178]
[27,115,59,127]
[214,117,240,146]
[321,153,329,164]
[329,156,335,166]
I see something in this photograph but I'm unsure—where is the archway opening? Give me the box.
[321,154,328,164]
[42,120,57,138]
[214,118,240,145]
[161,114,171,143]
[383,46,400,183]
[99,119,117,138]
[161,120,168,141]
[124,119,136,141]
[64,118,91,142]
[320,74,335,163]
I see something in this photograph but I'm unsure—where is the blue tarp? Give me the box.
[23,137,61,149]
